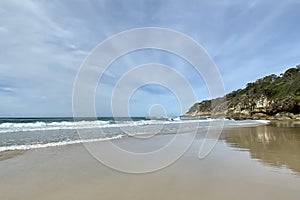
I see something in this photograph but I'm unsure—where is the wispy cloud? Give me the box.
[0,0,299,117]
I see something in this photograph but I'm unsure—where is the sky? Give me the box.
[0,0,300,117]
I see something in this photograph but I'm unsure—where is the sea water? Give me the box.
[0,117,269,152]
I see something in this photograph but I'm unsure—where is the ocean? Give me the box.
[0,117,269,152]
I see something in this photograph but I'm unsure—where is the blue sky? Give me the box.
[0,0,300,117]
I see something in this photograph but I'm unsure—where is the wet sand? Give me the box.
[0,150,24,161]
[1,124,300,200]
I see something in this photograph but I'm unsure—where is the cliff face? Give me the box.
[183,66,300,120]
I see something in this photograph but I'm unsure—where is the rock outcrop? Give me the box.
[183,66,300,120]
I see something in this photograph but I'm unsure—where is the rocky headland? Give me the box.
[183,66,300,120]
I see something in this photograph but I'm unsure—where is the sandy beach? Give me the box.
[1,123,300,200]
[2,0,300,199]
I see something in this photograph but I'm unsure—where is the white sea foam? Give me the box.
[0,120,147,133]
[0,119,270,152]
[0,119,207,133]
[0,135,124,152]
[0,118,270,134]
[226,120,270,127]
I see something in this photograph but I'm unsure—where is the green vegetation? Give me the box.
[184,65,300,119]
[226,66,300,114]
[232,66,300,100]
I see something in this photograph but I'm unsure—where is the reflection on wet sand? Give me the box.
[223,123,300,174]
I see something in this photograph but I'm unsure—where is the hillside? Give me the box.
[183,65,300,120]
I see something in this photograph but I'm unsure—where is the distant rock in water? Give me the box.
[183,65,300,120]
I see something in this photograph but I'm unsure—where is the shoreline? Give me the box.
[0,120,298,162]
[0,119,272,157]
[182,113,300,121]
[1,119,299,157]
[1,124,300,200]
[182,116,300,123]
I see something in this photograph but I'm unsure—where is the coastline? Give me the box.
[182,114,300,122]
[1,119,299,161]
[1,123,300,200]
[183,67,300,121]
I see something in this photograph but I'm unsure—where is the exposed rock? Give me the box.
[183,66,300,120]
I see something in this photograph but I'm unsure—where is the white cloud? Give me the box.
[0,0,299,116]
